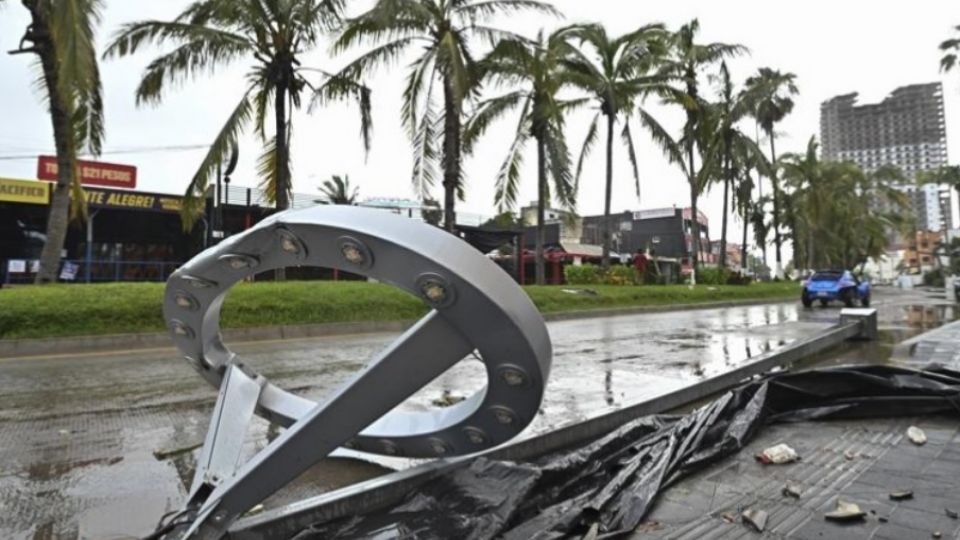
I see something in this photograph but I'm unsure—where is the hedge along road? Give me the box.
[0,281,800,341]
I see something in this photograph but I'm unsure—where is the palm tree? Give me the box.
[649,19,745,281]
[711,62,766,269]
[8,0,105,284]
[749,197,770,274]
[104,0,372,229]
[735,173,754,270]
[334,0,560,232]
[641,99,721,281]
[744,67,798,279]
[939,26,960,73]
[561,23,668,270]
[317,174,359,204]
[464,29,578,285]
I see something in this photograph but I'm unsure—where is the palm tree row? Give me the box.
[8,0,800,286]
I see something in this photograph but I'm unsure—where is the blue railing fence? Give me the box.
[2,259,182,285]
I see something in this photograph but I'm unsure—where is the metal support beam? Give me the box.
[161,206,552,538]
[230,315,869,539]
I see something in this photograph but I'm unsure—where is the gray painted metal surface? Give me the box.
[161,206,552,538]
[229,312,874,539]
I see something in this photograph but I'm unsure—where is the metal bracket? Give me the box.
[161,206,552,538]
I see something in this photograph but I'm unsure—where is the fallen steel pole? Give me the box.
[229,309,876,539]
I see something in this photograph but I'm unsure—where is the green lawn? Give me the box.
[0,281,799,340]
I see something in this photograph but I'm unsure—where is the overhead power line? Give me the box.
[0,144,210,161]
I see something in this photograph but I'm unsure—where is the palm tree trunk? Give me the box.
[442,79,461,233]
[741,199,749,270]
[719,135,731,269]
[29,5,76,284]
[274,79,289,281]
[600,114,615,271]
[687,142,700,284]
[535,136,547,286]
[769,134,783,278]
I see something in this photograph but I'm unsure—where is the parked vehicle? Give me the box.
[801,270,870,308]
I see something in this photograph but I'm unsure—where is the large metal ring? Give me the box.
[163,205,551,458]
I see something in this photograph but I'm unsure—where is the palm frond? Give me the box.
[575,112,600,187]
[411,94,440,199]
[309,70,374,154]
[638,108,686,172]
[463,91,526,153]
[180,88,253,229]
[621,120,641,199]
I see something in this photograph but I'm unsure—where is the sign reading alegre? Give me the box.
[84,188,182,213]
[0,177,50,205]
[37,155,137,189]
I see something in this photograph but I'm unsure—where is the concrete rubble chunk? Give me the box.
[824,500,866,522]
[782,482,802,498]
[742,508,767,532]
[889,490,914,501]
[907,426,927,445]
[756,443,799,464]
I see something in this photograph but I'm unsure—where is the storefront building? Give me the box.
[0,176,201,284]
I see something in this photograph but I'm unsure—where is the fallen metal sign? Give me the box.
[161,206,552,538]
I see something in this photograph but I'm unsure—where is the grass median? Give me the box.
[0,280,799,340]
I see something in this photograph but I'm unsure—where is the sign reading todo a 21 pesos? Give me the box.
[37,155,137,189]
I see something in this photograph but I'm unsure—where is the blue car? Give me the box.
[801,270,870,308]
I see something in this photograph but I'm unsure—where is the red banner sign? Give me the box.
[37,155,137,189]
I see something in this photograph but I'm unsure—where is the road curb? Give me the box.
[0,295,794,360]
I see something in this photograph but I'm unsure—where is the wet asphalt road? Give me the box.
[0,287,955,539]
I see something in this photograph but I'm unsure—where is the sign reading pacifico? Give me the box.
[37,155,137,189]
[0,177,51,204]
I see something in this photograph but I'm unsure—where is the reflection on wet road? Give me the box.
[0,287,953,538]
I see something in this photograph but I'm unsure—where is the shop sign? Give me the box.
[83,188,182,213]
[7,260,26,273]
[633,208,677,221]
[0,177,50,205]
[38,155,137,189]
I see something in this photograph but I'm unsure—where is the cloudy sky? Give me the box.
[1,1,959,241]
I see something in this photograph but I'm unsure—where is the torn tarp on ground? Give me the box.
[293,366,960,540]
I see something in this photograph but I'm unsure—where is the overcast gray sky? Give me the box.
[2,1,959,241]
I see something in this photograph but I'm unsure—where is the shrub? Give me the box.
[605,265,636,285]
[564,263,602,285]
[725,271,753,286]
[697,267,730,285]
[923,268,945,288]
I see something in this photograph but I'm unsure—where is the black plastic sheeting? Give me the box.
[294,366,960,540]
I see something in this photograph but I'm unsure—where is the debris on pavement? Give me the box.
[561,288,599,296]
[878,516,889,523]
[844,450,856,460]
[720,512,737,524]
[824,500,866,522]
[430,390,466,407]
[889,490,914,501]
[946,508,959,519]
[756,443,799,464]
[782,482,802,499]
[907,426,927,445]
[741,509,767,532]
[933,531,942,539]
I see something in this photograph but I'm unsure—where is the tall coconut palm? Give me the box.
[560,23,668,270]
[334,0,560,232]
[744,67,798,278]
[651,19,745,281]
[711,62,766,269]
[735,172,754,270]
[8,0,105,284]
[640,98,721,280]
[464,29,578,285]
[104,0,372,230]
[317,174,359,204]
[939,26,960,73]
